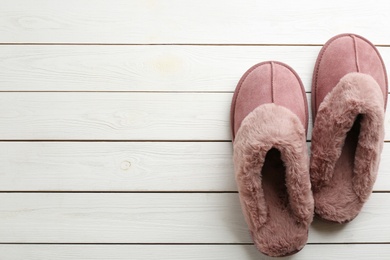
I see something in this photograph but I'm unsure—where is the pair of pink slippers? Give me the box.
[231,34,387,257]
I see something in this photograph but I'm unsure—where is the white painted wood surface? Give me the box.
[1,245,390,260]
[1,0,389,44]
[1,0,389,258]
[0,193,388,243]
[0,92,233,140]
[0,45,319,92]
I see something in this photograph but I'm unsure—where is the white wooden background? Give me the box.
[0,0,390,259]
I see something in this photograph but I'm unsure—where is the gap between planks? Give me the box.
[0,191,389,193]
[0,242,389,245]
[0,43,329,46]
[0,43,389,47]
[0,140,233,142]
[3,140,390,143]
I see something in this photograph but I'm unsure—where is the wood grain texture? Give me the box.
[0,244,389,260]
[0,92,231,140]
[1,0,389,44]
[1,92,390,140]
[0,193,388,243]
[0,142,235,191]
[0,45,320,92]
[1,142,390,191]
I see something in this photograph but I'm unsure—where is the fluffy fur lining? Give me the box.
[233,103,313,256]
[311,72,385,202]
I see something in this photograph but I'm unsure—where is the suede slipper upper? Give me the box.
[231,61,314,257]
[310,33,388,223]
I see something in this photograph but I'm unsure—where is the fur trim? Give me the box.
[311,72,385,203]
[233,103,313,256]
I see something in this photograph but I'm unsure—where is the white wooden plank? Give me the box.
[1,0,389,44]
[0,45,319,92]
[377,143,390,191]
[0,193,388,243]
[1,142,390,191]
[0,92,231,140]
[0,45,389,92]
[0,142,235,191]
[0,244,389,260]
[1,92,390,140]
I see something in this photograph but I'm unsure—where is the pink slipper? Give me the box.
[310,34,388,223]
[231,61,314,257]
